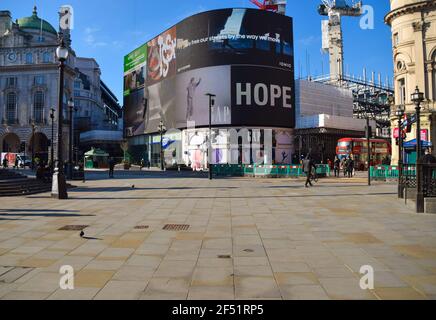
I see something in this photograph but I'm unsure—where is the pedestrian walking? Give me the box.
[341,158,346,177]
[303,156,317,188]
[14,157,19,170]
[108,157,115,178]
[334,156,340,177]
[347,156,354,178]
[2,157,8,169]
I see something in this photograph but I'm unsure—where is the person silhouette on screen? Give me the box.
[186,77,202,120]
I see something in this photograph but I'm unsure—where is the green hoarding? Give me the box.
[123,44,147,97]
[124,44,147,73]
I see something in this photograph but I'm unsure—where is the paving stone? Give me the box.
[188,286,235,300]
[319,277,376,300]
[191,267,234,287]
[374,287,427,300]
[280,285,330,300]
[74,270,115,288]
[234,276,281,299]
[94,280,147,300]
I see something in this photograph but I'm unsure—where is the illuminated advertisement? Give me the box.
[124,8,295,137]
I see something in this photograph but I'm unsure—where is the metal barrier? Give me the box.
[212,164,331,178]
[370,165,400,180]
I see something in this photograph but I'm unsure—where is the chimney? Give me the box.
[0,11,12,36]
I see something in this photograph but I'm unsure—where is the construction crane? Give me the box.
[319,0,362,82]
[250,0,287,15]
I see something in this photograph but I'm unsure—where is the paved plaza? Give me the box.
[1,172,436,300]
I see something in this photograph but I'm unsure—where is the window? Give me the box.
[6,77,17,87]
[42,52,50,63]
[74,81,81,89]
[25,53,33,64]
[34,75,44,86]
[393,33,399,46]
[34,91,44,124]
[399,78,406,104]
[6,92,17,123]
[74,90,80,97]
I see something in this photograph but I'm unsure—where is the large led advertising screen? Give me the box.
[123,8,295,137]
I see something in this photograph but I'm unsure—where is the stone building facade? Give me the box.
[0,7,74,162]
[0,6,122,164]
[385,0,436,163]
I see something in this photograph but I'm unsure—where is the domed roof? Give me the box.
[17,6,57,35]
[391,0,428,11]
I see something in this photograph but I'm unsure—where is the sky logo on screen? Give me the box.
[236,83,292,108]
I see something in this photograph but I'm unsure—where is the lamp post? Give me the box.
[158,120,166,171]
[411,86,425,213]
[205,93,216,180]
[50,107,55,173]
[411,87,425,161]
[51,36,69,199]
[68,98,74,180]
[366,117,372,186]
[395,104,405,198]
[31,121,35,170]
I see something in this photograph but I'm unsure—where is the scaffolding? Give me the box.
[310,73,394,135]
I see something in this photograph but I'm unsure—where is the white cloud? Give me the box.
[84,27,108,47]
[298,35,321,46]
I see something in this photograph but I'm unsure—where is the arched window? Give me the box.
[25,52,33,64]
[34,91,44,124]
[43,52,50,63]
[6,92,17,124]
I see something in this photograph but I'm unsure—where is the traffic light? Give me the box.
[20,142,26,153]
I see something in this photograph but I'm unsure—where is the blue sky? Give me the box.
[2,0,393,103]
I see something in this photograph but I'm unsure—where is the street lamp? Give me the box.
[68,98,74,180]
[52,36,69,199]
[158,120,166,171]
[411,86,425,213]
[395,104,405,198]
[31,121,35,170]
[411,86,425,161]
[50,107,55,173]
[205,93,216,180]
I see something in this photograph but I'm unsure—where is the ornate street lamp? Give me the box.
[31,120,35,170]
[411,86,424,161]
[68,98,74,180]
[395,103,405,198]
[205,93,216,180]
[50,107,55,173]
[158,120,166,171]
[411,86,425,213]
[52,36,69,199]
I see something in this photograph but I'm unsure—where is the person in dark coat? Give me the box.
[108,157,115,178]
[303,156,317,188]
[334,156,340,177]
[347,156,355,178]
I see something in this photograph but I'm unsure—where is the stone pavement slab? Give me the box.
[1,174,435,300]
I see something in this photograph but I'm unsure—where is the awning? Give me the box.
[403,139,433,149]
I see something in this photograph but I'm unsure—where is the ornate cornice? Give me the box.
[385,1,436,25]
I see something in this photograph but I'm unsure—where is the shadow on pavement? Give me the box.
[71,186,240,193]
[26,192,397,201]
[0,209,94,217]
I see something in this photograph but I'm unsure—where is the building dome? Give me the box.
[17,6,57,35]
[391,0,429,11]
